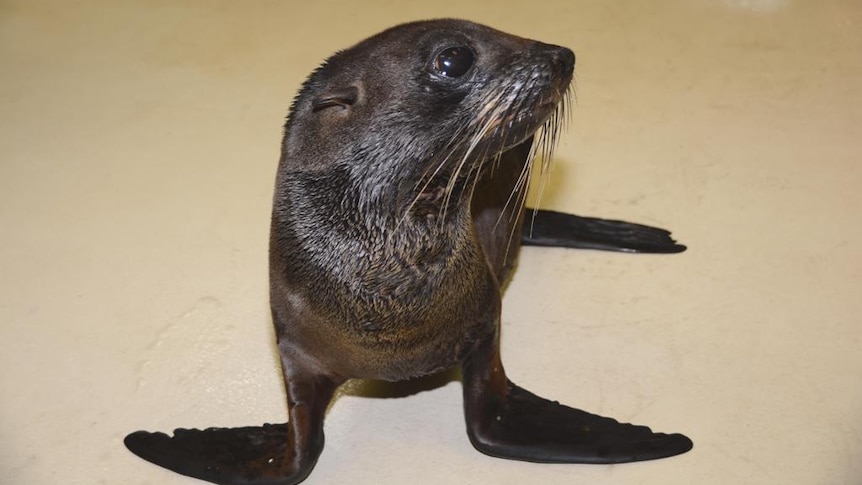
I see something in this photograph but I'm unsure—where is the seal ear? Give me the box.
[311,86,359,112]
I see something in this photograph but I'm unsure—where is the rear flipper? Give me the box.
[521,208,686,254]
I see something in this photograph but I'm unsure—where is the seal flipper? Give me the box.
[125,424,295,485]
[462,341,693,464]
[124,370,342,485]
[465,382,693,463]
[521,208,686,254]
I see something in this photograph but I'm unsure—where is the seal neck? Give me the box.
[273,165,477,269]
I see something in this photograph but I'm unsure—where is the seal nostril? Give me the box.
[554,48,576,77]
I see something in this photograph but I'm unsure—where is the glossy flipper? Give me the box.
[125,365,340,485]
[521,208,686,253]
[466,382,692,463]
[124,424,303,485]
[462,340,692,465]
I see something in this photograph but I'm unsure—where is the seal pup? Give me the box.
[125,19,691,485]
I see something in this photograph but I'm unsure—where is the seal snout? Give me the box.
[551,47,576,80]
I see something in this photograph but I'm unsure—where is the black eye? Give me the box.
[433,47,474,78]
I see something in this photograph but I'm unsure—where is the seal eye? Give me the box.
[433,47,474,78]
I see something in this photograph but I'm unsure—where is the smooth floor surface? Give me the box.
[2,1,860,484]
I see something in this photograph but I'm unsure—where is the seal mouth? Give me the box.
[478,84,570,154]
[404,82,571,226]
[499,85,571,152]
[404,49,574,225]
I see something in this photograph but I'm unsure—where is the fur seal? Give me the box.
[125,19,691,484]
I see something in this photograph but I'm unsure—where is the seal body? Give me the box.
[270,20,571,382]
[125,19,691,485]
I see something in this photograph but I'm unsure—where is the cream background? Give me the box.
[1,1,860,484]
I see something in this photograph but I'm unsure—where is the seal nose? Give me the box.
[552,47,575,78]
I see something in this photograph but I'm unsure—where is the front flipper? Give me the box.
[125,366,341,485]
[125,424,299,485]
[467,382,692,463]
[521,208,686,254]
[462,343,692,464]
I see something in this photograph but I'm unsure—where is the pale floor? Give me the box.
[1,1,860,484]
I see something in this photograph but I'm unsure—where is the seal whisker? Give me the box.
[501,158,534,263]
[497,118,538,262]
[528,107,563,237]
[395,116,479,232]
[493,76,539,232]
[396,145,459,230]
[418,89,507,227]
[439,101,500,225]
